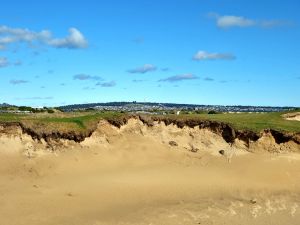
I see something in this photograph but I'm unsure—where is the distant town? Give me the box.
[59,102,298,113]
[0,102,298,114]
[2,102,296,114]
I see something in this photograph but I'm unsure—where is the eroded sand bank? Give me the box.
[0,119,300,225]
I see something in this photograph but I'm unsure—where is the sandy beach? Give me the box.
[1,119,300,225]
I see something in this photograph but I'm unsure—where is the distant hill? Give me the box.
[0,103,13,107]
[59,102,216,109]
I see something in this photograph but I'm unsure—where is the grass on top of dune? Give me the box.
[0,111,300,134]
[0,111,124,133]
[166,112,300,133]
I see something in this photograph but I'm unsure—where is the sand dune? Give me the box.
[0,119,300,224]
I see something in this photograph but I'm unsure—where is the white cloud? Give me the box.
[0,25,88,50]
[128,64,157,74]
[48,28,88,49]
[217,15,255,28]
[0,57,9,67]
[193,51,235,60]
[0,26,51,44]
[209,13,289,29]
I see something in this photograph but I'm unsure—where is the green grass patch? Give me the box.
[0,111,299,134]
[169,112,300,133]
[0,113,25,122]
[0,111,124,133]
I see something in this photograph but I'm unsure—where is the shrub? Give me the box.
[208,110,218,114]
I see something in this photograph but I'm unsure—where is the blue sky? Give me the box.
[0,0,299,107]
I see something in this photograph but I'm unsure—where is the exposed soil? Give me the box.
[1,115,299,151]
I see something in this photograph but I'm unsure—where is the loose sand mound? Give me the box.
[0,118,300,224]
[82,118,300,155]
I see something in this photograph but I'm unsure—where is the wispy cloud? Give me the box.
[83,86,95,90]
[0,26,88,50]
[159,74,199,82]
[10,79,29,85]
[193,51,235,61]
[203,77,214,81]
[96,81,116,87]
[132,79,145,83]
[73,74,102,81]
[0,57,9,67]
[208,13,291,29]
[0,57,24,68]
[260,20,291,28]
[161,67,170,72]
[128,64,157,74]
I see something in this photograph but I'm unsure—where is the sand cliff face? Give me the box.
[0,117,299,157]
